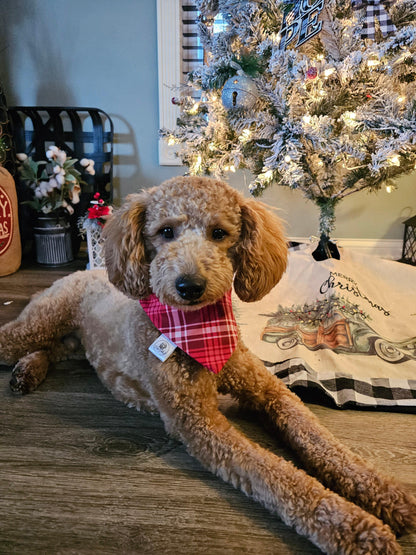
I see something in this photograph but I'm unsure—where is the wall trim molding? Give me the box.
[157,0,182,166]
[289,237,403,260]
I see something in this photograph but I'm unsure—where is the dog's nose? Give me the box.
[175,275,207,301]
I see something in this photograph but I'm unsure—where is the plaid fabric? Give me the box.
[140,291,238,374]
[265,358,416,411]
[352,0,397,39]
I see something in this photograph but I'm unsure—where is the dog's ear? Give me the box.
[233,197,288,302]
[103,192,151,299]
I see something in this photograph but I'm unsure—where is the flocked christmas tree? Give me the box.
[162,0,416,258]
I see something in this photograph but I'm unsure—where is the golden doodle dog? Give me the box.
[1,176,415,554]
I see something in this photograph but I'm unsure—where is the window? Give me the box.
[157,0,181,165]
[157,1,227,165]
[158,0,202,165]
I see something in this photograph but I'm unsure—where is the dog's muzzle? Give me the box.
[175,274,207,302]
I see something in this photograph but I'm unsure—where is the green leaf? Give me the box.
[63,158,78,168]
[29,158,39,174]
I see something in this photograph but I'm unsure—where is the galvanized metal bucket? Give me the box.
[33,215,74,266]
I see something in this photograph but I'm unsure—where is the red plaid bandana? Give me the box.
[139,290,238,374]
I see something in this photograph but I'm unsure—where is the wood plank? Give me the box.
[0,261,415,553]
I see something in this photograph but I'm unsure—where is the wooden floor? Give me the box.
[1,256,415,554]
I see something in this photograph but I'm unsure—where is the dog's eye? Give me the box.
[212,228,228,241]
[159,226,174,240]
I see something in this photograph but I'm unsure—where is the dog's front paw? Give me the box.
[313,497,401,555]
[377,482,416,536]
[9,351,49,394]
[349,521,401,555]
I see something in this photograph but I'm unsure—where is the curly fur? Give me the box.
[0,176,415,554]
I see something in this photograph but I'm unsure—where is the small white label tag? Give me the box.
[149,334,177,362]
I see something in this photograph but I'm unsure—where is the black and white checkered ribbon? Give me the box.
[352,0,397,39]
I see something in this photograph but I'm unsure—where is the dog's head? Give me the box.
[103,176,287,309]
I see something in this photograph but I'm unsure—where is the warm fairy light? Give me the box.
[316,54,324,61]
[229,165,236,172]
[386,185,392,193]
[208,142,216,151]
[167,136,176,146]
[317,160,324,167]
[390,155,400,166]
[324,68,335,77]
[284,155,291,163]
[397,96,406,103]
[303,115,311,124]
[194,154,202,172]
[261,169,273,181]
[188,102,200,115]
[239,129,252,142]
[367,58,380,67]
[342,111,357,127]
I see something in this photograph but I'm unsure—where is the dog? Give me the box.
[1,176,415,554]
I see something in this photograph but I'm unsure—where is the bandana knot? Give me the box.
[139,290,238,374]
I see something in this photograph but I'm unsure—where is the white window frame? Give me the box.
[157,0,182,165]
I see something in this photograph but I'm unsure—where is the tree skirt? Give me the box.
[233,245,416,411]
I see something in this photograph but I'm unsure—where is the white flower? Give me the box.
[46,145,59,159]
[56,150,67,164]
[80,157,95,174]
[55,172,66,185]
[16,153,28,161]
[49,177,59,190]
[38,180,50,194]
[62,200,74,215]
[71,184,81,204]
[53,165,62,174]
[71,192,80,204]
[35,189,43,199]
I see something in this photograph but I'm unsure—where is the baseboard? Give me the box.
[289,237,403,260]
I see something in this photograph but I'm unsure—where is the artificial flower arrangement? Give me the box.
[82,192,113,228]
[78,192,113,270]
[17,146,95,215]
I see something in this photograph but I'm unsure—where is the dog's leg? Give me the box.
[0,272,90,384]
[151,358,400,555]
[219,346,416,537]
[9,350,51,394]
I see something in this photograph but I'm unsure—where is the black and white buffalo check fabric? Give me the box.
[265,358,416,411]
[352,0,397,39]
